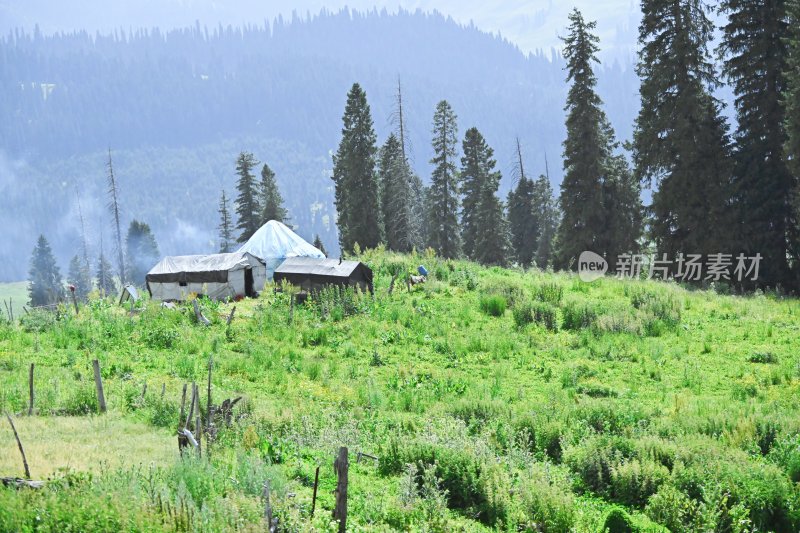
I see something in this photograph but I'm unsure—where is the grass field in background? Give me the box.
[0,250,798,532]
[0,281,28,320]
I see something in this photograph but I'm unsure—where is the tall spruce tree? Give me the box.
[313,234,327,256]
[96,243,116,297]
[720,0,795,288]
[125,220,159,286]
[28,235,63,306]
[67,254,92,300]
[787,0,800,275]
[332,83,382,252]
[534,174,559,269]
[787,0,800,180]
[234,151,261,243]
[556,9,641,268]
[218,189,234,253]
[507,139,540,267]
[379,134,415,252]
[633,0,732,262]
[460,127,508,262]
[260,163,288,224]
[428,100,461,258]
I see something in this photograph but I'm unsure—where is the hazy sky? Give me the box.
[0,0,641,60]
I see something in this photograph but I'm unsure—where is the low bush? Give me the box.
[479,294,507,317]
[513,301,558,330]
[533,281,564,306]
[482,277,526,307]
[562,299,597,330]
[748,351,778,364]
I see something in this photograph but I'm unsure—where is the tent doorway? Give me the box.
[245,268,255,297]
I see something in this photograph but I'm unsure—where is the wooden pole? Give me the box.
[140,382,148,403]
[310,465,320,516]
[5,412,31,479]
[185,382,196,429]
[27,363,34,416]
[161,383,165,399]
[206,356,213,427]
[179,383,187,423]
[69,289,79,315]
[226,306,236,326]
[333,447,349,533]
[196,415,202,458]
[92,359,107,413]
[263,480,272,529]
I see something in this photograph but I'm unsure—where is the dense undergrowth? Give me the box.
[1,248,799,532]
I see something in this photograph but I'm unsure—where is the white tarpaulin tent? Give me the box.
[146,252,267,301]
[238,220,325,279]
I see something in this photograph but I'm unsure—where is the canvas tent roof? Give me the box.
[238,220,324,266]
[147,252,263,283]
[274,257,367,278]
[273,257,373,293]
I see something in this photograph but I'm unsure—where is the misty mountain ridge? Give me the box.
[0,7,640,282]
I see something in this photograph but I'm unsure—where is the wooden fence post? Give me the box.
[333,447,349,533]
[263,480,273,530]
[179,383,187,423]
[92,359,106,413]
[27,363,34,416]
[5,412,31,479]
[184,382,196,429]
[311,465,320,516]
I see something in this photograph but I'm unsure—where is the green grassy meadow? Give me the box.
[1,249,799,532]
[0,282,29,321]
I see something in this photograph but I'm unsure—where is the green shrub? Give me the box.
[513,301,558,330]
[534,281,564,305]
[562,299,597,330]
[482,277,526,307]
[600,507,637,533]
[450,398,505,427]
[645,484,698,532]
[19,308,57,332]
[748,351,778,364]
[519,465,576,532]
[479,294,507,317]
[563,436,637,495]
[62,384,99,415]
[610,459,669,507]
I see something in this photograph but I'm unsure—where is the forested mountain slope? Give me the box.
[0,9,639,281]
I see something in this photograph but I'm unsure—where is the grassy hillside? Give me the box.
[0,281,28,320]
[1,250,799,532]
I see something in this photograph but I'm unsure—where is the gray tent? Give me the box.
[146,252,267,301]
[273,257,373,293]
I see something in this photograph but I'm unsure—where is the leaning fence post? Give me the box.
[179,383,187,423]
[27,363,34,416]
[5,412,31,479]
[333,447,349,533]
[263,479,273,529]
[311,465,320,516]
[92,359,107,413]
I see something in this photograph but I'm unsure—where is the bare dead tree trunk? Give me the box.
[106,149,126,285]
[5,412,31,479]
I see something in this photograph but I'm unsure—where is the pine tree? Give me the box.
[217,189,234,253]
[787,0,800,180]
[473,177,512,266]
[555,9,641,268]
[67,254,92,300]
[313,234,327,256]
[234,151,261,243]
[460,127,508,262]
[428,100,461,258]
[379,134,415,252]
[633,0,732,261]
[720,0,795,288]
[96,244,116,297]
[260,163,288,224]
[534,175,559,269]
[507,139,539,267]
[125,220,160,286]
[787,0,800,273]
[28,235,63,306]
[332,83,382,252]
